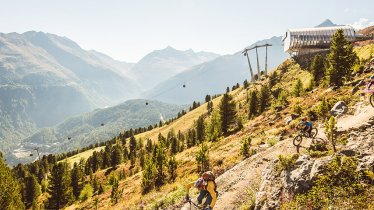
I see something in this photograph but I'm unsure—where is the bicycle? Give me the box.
[184,195,209,210]
[362,89,374,108]
[293,126,318,146]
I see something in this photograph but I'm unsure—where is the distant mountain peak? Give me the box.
[315,19,337,27]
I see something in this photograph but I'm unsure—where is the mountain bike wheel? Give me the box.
[370,94,374,108]
[310,128,318,139]
[293,135,302,146]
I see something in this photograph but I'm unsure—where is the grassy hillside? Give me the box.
[12,99,186,165]
[37,43,374,209]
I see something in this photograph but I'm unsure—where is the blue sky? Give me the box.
[0,0,373,62]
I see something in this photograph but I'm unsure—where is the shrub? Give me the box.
[276,154,299,172]
[281,156,374,209]
[240,137,252,158]
[79,184,93,201]
[267,138,278,146]
[292,79,304,97]
[292,103,303,115]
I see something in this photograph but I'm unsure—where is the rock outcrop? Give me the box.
[254,120,374,210]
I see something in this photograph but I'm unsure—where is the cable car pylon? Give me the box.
[242,43,272,81]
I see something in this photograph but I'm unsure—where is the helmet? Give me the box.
[371,76,374,80]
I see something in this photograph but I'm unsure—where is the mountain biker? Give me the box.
[185,171,217,210]
[367,75,374,90]
[299,117,313,136]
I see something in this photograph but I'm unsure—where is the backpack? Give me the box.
[202,171,215,181]
[201,171,217,191]
[194,177,205,190]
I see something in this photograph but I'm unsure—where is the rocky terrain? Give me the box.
[181,102,374,210]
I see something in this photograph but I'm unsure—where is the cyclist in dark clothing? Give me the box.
[300,117,313,136]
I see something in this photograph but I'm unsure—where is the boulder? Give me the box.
[284,116,293,125]
[338,149,356,157]
[330,101,348,116]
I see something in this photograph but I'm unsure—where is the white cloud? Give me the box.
[349,18,374,30]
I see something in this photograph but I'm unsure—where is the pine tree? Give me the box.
[196,142,209,172]
[205,95,211,103]
[326,29,357,86]
[111,145,123,168]
[325,116,337,152]
[167,156,178,182]
[317,97,330,118]
[170,137,178,155]
[141,155,155,194]
[139,149,145,168]
[248,90,258,118]
[154,142,167,188]
[47,162,73,209]
[243,79,249,88]
[196,116,205,143]
[91,151,102,172]
[206,110,222,142]
[268,71,278,89]
[310,54,325,83]
[103,146,112,168]
[240,137,252,158]
[219,93,237,134]
[24,175,41,208]
[0,153,25,210]
[259,85,271,113]
[145,138,153,154]
[129,135,137,158]
[71,162,84,199]
[110,177,123,204]
[292,79,304,97]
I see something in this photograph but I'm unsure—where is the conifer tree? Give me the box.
[206,110,222,142]
[248,90,258,118]
[47,162,73,210]
[145,138,153,154]
[207,101,213,114]
[71,162,84,199]
[196,116,205,143]
[292,78,304,97]
[205,95,211,103]
[259,85,271,113]
[219,93,237,134]
[103,146,112,168]
[317,97,330,118]
[196,142,209,172]
[167,156,178,182]
[24,175,41,208]
[243,79,249,88]
[0,153,25,210]
[268,71,278,89]
[110,177,123,204]
[139,149,145,168]
[154,142,167,188]
[170,137,178,155]
[129,135,137,159]
[141,155,155,194]
[310,54,325,83]
[326,29,357,86]
[111,145,123,168]
[325,116,337,152]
